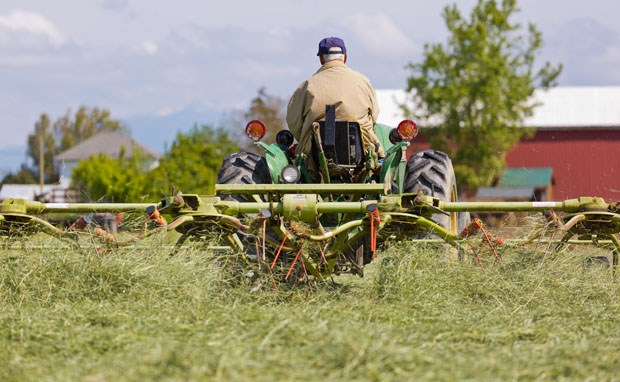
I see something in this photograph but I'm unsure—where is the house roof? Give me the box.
[376,86,620,129]
[499,167,554,188]
[55,131,161,162]
[475,186,535,201]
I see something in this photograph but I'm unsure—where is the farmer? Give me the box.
[286,36,384,159]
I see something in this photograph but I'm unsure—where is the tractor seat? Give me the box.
[311,120,363,168]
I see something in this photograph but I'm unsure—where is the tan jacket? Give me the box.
[286,60,384,157]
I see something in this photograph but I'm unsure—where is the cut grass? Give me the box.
[1,236,619,381]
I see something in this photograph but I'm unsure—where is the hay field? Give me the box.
[1,234,619,381]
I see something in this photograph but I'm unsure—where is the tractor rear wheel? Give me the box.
[404,150,470,236]
[216,151,278,270]
[216,151,272,202]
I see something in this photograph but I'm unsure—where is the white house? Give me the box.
[0,132,160,202]
[55,131,161,182]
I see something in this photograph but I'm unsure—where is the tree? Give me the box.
[0,164,37,186]
[223,87,287,151]
[69,124,237,202]
[148,124,240,196]
[26,114,57,183]
[404,0,562,194]
[71,149,151,202]
[54,106,126,153]
[244,87,286,141]
[12,106,127,185]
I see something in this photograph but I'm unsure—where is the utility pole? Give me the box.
[39,125,44,194]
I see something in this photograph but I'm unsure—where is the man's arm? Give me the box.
[369,85,380,124]
[286,81,308,140]
[363,80,385,157]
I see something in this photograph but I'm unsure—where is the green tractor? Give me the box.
[213,105,470,278]
[2,105,620,279]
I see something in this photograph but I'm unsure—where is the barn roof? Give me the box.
[376,86,620,129]
[475,186,535,201]
[56,131,161,162]
[529,87,620,128]
[499,167,554,188]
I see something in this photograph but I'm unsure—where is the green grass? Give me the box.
[1,235,620,381]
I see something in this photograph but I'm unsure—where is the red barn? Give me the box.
[376,87,620,202]
[506,87,620,202]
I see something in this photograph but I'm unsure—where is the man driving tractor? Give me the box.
[286,36,385,161]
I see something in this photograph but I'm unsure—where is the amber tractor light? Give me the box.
[245,120,267,141]
[389,119,419,144]
[397,120,418,140]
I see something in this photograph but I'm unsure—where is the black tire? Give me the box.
[404,150,470,235]
[216,151,274,263]
[216,152,272,202]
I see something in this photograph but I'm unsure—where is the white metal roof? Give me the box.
[0,178,71,201]
[1,184,58,201]
[56,131,161,162]
[376,86,620,129]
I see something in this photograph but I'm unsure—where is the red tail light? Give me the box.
[245,120,266,141]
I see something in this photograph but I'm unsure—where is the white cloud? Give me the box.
[0,9,66,47]
[603,44,620,61]
[100,0,130,12]
[155,105,183,116]
[142,40,158,55]
[342,13,417,57]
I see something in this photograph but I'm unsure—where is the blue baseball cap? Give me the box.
[317,37,347,56]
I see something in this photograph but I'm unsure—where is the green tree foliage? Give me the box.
[149,125,240,196]
[71,124,239,202]
[404,0,562,194]
[71,149,151,202]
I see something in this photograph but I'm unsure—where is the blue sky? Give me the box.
[1,0,619,176]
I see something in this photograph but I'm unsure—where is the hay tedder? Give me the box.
[2,106,620,281]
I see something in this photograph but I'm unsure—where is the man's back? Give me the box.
[287,55,382,156]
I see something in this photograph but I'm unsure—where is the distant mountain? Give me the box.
[0,145,28,177]
[124,106,227,154]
